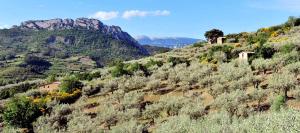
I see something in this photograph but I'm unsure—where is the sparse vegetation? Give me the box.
[2,16,300,133]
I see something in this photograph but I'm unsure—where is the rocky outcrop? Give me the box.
[19,18,141,47]
[20,18,103,30]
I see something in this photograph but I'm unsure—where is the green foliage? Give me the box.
[3,96,42,128]
[254,44,276,59]
[247,32,269,45]
[60,75,83,93]
[0,80,43,99]
[192,42,206,47]
[286,16,300,27]
[199,45,235,63]
[268,72,296,99]
[74,71,101,81]
[47,74,56,83]
[111,119,143,133]
[111,62,128,77]
[111,61,151,77]
[204,29,224,43]
[22,55,52,73]
[271,95,285,111]
[279,43,296,54]
[145,59,163,68]
[33,104,73,132]
[82,84,103,96]
[168,57,190,67]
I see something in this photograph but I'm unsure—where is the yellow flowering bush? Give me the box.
[47,89,82,104]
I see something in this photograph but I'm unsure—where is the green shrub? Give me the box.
[0,80,43,100]
[247,32,270,45]
[111,120,144,133]
[254,45,276,59]
[33,104,73,132]
[3,96,42,128]
[271,95,285,111]
[145,59,163,68]
[22,55,52,73]
[268,72,296,99]
[205,45,235,62]
[279,43,296,54]
[168,57,190,67]
[193,42,205,47]
[111,62,128,77]
[47,74,56,83]
[82,84,102,96]
[60,76,83,93]
[74,71,101,81]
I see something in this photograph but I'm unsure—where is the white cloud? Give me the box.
[89,11,119,21]
[122,10,170,19]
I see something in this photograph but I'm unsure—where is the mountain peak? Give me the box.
[18,18,141,48]
[20,18,105,30]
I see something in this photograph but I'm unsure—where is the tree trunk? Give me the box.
[284,88,288,101]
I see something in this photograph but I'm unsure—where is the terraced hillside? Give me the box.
[2,17,300,132]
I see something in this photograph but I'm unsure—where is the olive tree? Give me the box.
[268,71,297,100]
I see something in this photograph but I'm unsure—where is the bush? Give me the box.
[271,95,285,111]
[3,96,42,128]
[47,75,56,83]
[111,62,128,77]
[126,62,149,76]
[82,84,103,96]
[254,45,276,59]
[60,76,83,93]
[268,72,296,99]
[193,42,205,47]
[145,59,163,68]
[48,89,82,104]
[22,55,52,73]
[168,57,190,67]
[33,104,73,132]
[200,45,235,63]
[111,120,144,133]
[74,72,101,81]
[0,80,44,100]
[279,43,296,54]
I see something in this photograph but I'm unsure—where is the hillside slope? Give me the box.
[0,18,163,86]
[2,17,300,132]
[0,18,149,66]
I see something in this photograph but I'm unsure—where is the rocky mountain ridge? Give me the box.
[19,18,139,45]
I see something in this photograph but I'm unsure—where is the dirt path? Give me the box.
[39,82,61,92]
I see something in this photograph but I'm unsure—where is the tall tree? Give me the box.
[204,29,224,44]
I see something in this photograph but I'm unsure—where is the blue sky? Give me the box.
[0,0,299,39]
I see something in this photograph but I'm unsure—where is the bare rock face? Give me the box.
[20,18,103,30]
[19,18,142,48]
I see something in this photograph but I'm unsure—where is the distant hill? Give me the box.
[0,18,157,85]
[0,18,150,66]
[135,35,202,48]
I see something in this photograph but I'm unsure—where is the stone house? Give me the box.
[217,37,226,44]
[239,52,255,61]
[208,37,226,44]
